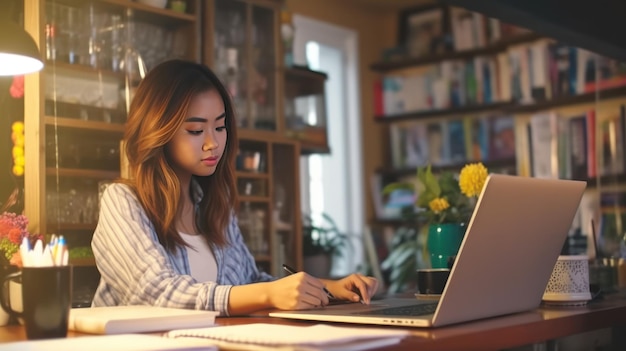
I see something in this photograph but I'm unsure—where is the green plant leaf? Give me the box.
[381,239,418,269]
[382,182,414,195]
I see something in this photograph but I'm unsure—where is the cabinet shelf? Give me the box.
[46,167,120,179]
[235,171,269,179]
[45,116,125,133]
[52,0,197,25]
[45,61,124,79]
[69,257,96,266]
[48,223,97,231]
[285,65,327,96]
[239,195,271,203]
[253,255,271,262]
[370,32,543,72]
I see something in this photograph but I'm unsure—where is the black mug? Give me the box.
[0,266,72,340]
[416,268,450,295]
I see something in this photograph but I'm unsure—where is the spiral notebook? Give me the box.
[165,323,409,351]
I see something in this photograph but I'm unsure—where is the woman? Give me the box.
[91,60,377,316]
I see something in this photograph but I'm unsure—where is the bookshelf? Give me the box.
[369,3,626,230]
[367,6,626,300]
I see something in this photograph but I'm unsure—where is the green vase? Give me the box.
[427,223,465,269]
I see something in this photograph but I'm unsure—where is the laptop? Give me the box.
[270,174,587,327]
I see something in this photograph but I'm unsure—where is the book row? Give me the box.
[390,115,516,170]
[374,40,626,117]
[527,105,625,181]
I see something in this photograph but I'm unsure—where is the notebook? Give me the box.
[270,174,587,327]
[0,334,215,351]
[165,323,409,351]
[69,305,219,334]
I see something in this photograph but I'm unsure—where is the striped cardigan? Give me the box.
[91,183,274,315]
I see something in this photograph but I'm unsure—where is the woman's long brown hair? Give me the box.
[122,60,238,251]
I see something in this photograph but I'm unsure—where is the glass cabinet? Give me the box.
[25,0,201,261]
[22,0,303,279]
[213,0,278,131]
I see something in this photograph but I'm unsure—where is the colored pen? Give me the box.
[282,264,335,299]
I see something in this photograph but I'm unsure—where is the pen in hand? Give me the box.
[282,264,335,299]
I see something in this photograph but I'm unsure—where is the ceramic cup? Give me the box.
[542,255,592,305]
[0,266,72,339]
[416,268,450,295]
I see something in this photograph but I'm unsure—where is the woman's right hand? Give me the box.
[267,272,329,310]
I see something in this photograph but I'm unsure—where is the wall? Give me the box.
[285,0,397,222]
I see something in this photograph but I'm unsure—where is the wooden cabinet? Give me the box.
[207,0,303,273]
[236,131,302,275]
[284,65,329,154]
[23,0,303,274]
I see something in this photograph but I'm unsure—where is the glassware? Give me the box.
[119,9,147,112]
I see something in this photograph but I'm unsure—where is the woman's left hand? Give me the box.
[323,274,379,304]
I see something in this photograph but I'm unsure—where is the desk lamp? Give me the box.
[0,21,43,76]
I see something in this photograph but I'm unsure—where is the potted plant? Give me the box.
[381,163,489,292]
[302,212,351,278]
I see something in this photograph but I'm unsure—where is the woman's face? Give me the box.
[166,89,227,181]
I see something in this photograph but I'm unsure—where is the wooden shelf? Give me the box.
[375,85,626,123]
[235,171,270,179]
[48,223,97,231]
[45,116,125,133]
[505,86,626,114]
[253,255,272,262]
[285,65,328,97]
[300,142,331,155]
[370,33,543,72]
[377,158,517,178]
[52,0,197,25]
[239,195,271,203]
[44,61,123,79]
[285,65,328,81]
[69,257,96,267]
[46,167,120,179]
[375,102,512,122]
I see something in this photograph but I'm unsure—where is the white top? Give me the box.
[179,233,218,282]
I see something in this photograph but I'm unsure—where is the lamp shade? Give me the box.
[0,21,44,76]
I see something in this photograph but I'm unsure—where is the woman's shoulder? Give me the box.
[101,182,139,205]
[103,182,133,195]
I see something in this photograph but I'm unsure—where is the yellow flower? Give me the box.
[12,165,24,176]
[459,162,488,197]
[13,134,24,147]
[14,155,25,167]
[429,197,450,214]
[11,121,24,133]
[12,146,24,158]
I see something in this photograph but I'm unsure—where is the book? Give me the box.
[165,323,409,351]
[69,306,219,335]
[488,115,516,160]
[0,334,215,351]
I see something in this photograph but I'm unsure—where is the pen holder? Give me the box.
[0,266,72,339]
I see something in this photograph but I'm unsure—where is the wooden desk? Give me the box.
[1,296,626,351]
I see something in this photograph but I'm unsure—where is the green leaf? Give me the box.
[382,182,414,195]
[381,244,413,270]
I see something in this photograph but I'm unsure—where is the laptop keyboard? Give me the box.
[353,303,438,316]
